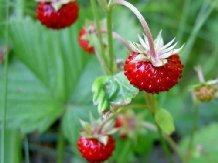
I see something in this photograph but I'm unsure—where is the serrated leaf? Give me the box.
[0,15,103,134]
[108,72,139,105]
[154,108,175,135]
[92,71,139,113]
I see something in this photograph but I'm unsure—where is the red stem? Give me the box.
[110,0,156,58]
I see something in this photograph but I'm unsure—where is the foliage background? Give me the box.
[0,0,218,162]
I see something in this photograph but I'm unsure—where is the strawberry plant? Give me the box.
[1,0,218,163]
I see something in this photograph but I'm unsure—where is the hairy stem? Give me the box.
[91,0,111,74]
[112,32,132,52]
[110,0,156,58]
[101,30,132,52]
[183,101,200,163]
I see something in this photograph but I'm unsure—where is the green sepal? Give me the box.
[80,120,92,135]
[99,135,109,146]
[154,108,175,135]
[92,72,139,114]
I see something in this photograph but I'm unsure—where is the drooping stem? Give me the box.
[183,100,200,163]
[112,32,132,52]
[110,0,156,58]
[144,93,174,163]
[91,0,111,75]
[1,0,9,162]
[101,30,132,52]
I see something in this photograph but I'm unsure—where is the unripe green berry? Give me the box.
[194,84,216,102]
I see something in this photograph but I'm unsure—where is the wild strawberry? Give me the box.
[36,0,79,29]
[78,135,116,163]
[115,111,145,139]
[194,84,216,102]
[191,66,218,102]
[124,31,184,94]
[78,28,95,54]
[78,20,107,54]
[77,116,117,162]
[115,116,128,139]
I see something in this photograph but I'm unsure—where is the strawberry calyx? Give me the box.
[79,115,117,145]
[81,19,107,42]
[129,31,184,67]
[191,79,218,101]
[36,0,76,11]
[115,110,146,139]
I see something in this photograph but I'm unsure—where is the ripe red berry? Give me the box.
[78,28,95,54]
[115,116,128,139]
[78,135,116,163]
[124,53,183,94]
[36,1,79,29]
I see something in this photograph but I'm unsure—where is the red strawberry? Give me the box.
[124,53,183,94]
[78,135,116,163]
[125,31,184,94]
[36,1,79,29]
[115,116,128,139]
[78,28,95,54]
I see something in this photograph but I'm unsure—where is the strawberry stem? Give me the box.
[142,122,182,161]
[110,0,156,58]
[183,100,200,163]
[145,93,175,163]
[112,32,132,52]
[101,30,132,52]
[106,8,116,75]
[91,0,111,75]
[57,123,65,163]
[196,66,205,82]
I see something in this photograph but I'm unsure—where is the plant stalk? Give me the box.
[143,122,182,161]
[91,0,111,75]
[183,100,200,163]
[145,93,174,163]
[24,137,30,163]
[110,0,156,58]
[154,116,175,163]
[106,8,115,74]
[57,124,65,163]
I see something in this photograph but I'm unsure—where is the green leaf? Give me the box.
[0,14,103,133]
[179,123,218,163]
[154,108,175,135]
[92,71,139,113]
[0,58,63,133]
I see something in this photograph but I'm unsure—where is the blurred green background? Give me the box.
[0,0,218,163]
